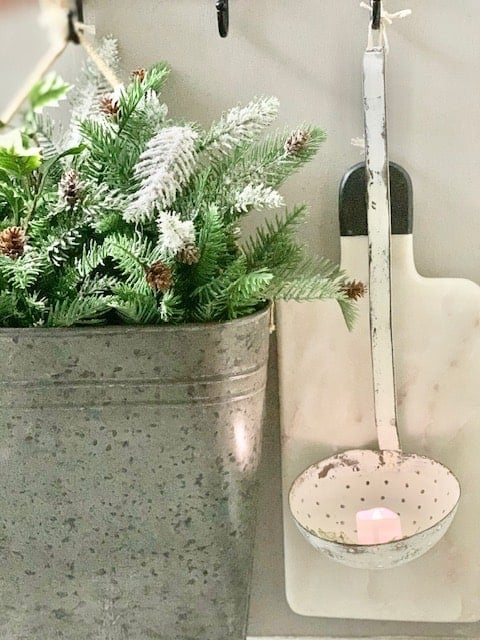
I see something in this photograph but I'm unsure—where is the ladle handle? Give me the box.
[363,47,400,452]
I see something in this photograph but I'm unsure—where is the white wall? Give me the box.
[0,2,81,119]
[0,3,45,111]
[84,0,480,284]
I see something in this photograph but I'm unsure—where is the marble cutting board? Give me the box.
[277,162,480,622]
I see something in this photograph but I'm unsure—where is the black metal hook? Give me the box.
[216,0,229,38]
[372,0,381,30]
[67,0,83,44]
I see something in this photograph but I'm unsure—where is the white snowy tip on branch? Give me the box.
[234,183,284,213]
[206,96,280,154]
[124,126,199,224]
[157,211,196,257]
[138,90,169,133]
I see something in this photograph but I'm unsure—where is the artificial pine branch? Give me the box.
[124,126,199,223]
[233,125,326,191]
[200,96,280,155]
[242,205,307,270]
[0,43,359,328]
[110,286,167,325]
[46,295,111,327]
[117,63,170,134]
[68,36,121,139]
[31,112,65,161]
[191,256,272,321]
[0,251,43,291]
[266,273,342,301]
[189,205,229,289]
[337,296,358,332]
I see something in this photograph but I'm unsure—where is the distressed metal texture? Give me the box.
[339,161,413,237]
[0,307,270,640]
[363,47,400,452]
[289,449,460,570]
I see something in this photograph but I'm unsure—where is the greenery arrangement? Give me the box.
[0,38,360,328]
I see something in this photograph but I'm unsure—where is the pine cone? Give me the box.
[176,243,200,265]
[131,68,146,82]
[146,261,173,292]
[342,280,367,301]
[284,129,310,155]
[99,94,120,117]
[0,226,26,260]
[59,169,83,206]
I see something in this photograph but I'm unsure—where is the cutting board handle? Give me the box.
[339,161,413,238]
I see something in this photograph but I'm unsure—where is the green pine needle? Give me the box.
[46,296,111,327]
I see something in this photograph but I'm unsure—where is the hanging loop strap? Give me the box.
[360,1,412,51]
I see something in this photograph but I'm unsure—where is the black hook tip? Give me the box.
[67,10,80,44]
[372,0,382,29]
[67,1,83,44]
[216,0,229,38]
[75,0,84,24]
[372,0,381,30]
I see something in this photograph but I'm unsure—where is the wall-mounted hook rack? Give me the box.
[216,0,229,38]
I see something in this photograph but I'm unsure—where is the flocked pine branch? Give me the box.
[137,90,169,132]
[117,63,170,134]
[200,96,280,155]
[234,183,284,213]
[217,126,326,199]
[157,210,196,258]
[124,126,199,223]
[31,113,65,160]
[179,126,326,225]
[68,36,121,140]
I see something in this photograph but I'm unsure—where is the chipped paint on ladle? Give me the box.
[289,47,460,570]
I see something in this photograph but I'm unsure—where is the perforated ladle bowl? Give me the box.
[289,449,460,569]
[289,44,461,570]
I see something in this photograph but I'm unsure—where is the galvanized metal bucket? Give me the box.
[0,306,270,639]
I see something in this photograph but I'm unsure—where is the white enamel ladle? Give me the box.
[289,21,460,570]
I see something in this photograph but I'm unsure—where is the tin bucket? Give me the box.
[0,306,270,639]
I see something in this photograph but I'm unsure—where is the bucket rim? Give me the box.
[0,303,271,336]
